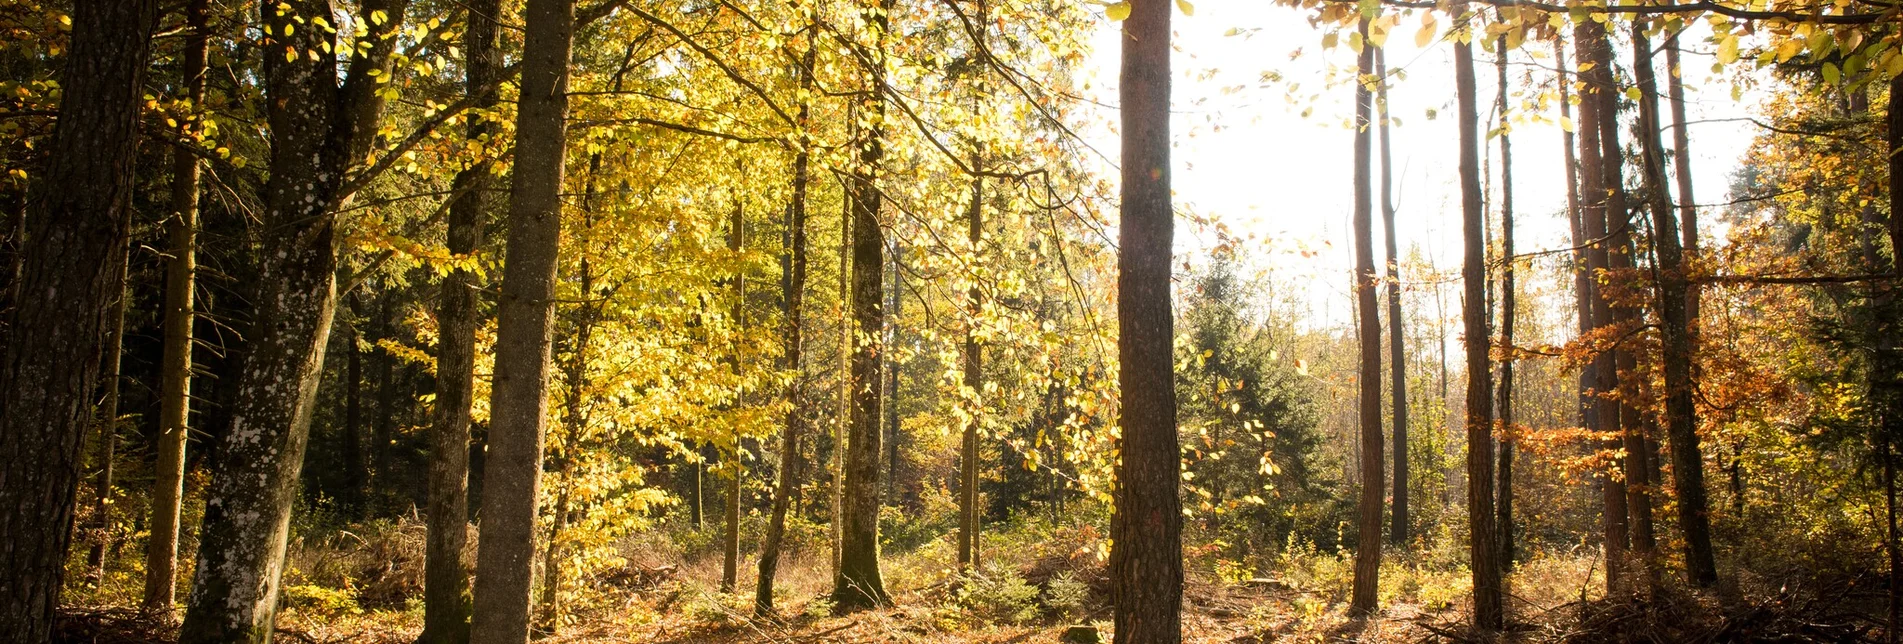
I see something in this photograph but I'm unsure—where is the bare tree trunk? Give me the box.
[468,0,573,639]
[144,0,207,612]
[885,242,903,504]
[1573,19,1628,593]
[1664,36,1699,327]
[1493,35,1517,573]
[833,0,892,610]
[1633,19,1717,588]
[722,199,746,594]
[958,152,984,575]
[0,1,154,636]
[88,275,129,586]
[757,31,816,616]
[1454,7,1502,629]
[419,0,498,639]
[1556,33,1599,536]
[1376,47,1408,549]
[1349,18,1384,617]
[1110,1,1183,641]
[831,149,852,581]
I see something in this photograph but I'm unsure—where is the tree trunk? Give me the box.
[419,0,498,639]
[1375,47,1408,549]
[885,241,903,504]
[1664,36,1699,326]
[1493,35,1517,573]
[87,276,129,587]
[1454,8,1502,629]
[467,0,573,640]
[1349,18,1384,617]
[959,153,984,575]
[1632,19,1717,588]
[833,2,892,607]
[722,199,746,594]
[144,0,207,612]
[374,298,397,494]
[1556,33,1599,537]
[757,32,816,616]
[831,149,852,581]
[1110,1,1183,641]
[0,1,153,636]
[1573,20,1628,593]
[345,304,368,510]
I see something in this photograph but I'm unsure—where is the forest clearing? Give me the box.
[4,0,1903,642]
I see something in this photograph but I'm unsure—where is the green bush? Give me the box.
[958,562,1040,624]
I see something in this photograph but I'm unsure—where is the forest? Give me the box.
[2,0,1901,641]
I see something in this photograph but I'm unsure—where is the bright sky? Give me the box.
[1075,2,1766,333]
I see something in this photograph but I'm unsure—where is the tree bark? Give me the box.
[467,0,573,640]
[1493,34,1517,573]
[0,1,154,636]
[833,1,892,608]
[1556,32,1599,534]
[757,32,816,616]
[419,0,499,639]
[1454,7,1502,629]
[1110,1,1183,641]
[1349,18,1384,617]
[722,198,746,594]
[144,0,208,612]
[88,276,130,585]
[958,153,984,575]
[885,241,903,504]
[1573,19,1629,593]
[1664,36,1699,327]
[1632,18,1717,588]
[1376,47,1408,549]
[831,148,852,581]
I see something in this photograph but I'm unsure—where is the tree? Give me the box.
[1631,16,1717,588]
[467,0,574,640]
[1376,46,1409,548]
[1572,18,1628,593]
[722,196,747,594]
[1348,15,1384,618]
[1492,30,1518,571]
[1453,3,1502,630]
[0,0,155,637]
[834,0,893,611]
[1110,0,1183,641]
[959,154,985,574]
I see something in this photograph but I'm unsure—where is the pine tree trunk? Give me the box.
[1664,38,1699,326]
[144,0,207,612]
[757,35,816,616]
[0,1,153,636]
[1493,36,1518,573]
[467,0,573,640]
[1110,1,1183,641]
[1556,34,1598,532]
[1632,20,1717,588]
[1375,47,1408,549]
[1349,18,1384,617]
[833,2,892,607]
[419,0,498,638]
[1573,20,1629,593]
[1454,9,1503,629]
[958,154,984,575]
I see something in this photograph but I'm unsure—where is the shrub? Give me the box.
[958,562,1040,624]
[1043,571,1090,618]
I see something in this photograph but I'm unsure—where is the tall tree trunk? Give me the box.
[0,1,154,636]
[958,152,984,575]
[722,199,746,594]
[467,0,573,639]
[831,150,852,581]
[1556,33,1599,534]
[1664,37,1699,326]
[1573,19,1629,593]
[1454,6,1502,629]
[88,276,130,585]
[539,207,597,635]
[757,31,816,616]
[180,0,410,637]
[1376,47,1408,548]
[420,0,499,638]
[1111,1,1183,641]
[1632,19,1717,588]
[145,0,208,612]
[833,0,893,606]
[885,242,903,504]
[1493,35,1517,573]
[1349,17,1384,617]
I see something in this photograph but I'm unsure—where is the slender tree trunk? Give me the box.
[1664,37,1699,326]
[345,305,368,510]
[144,0,207,612]
[885,241,903,504]
[757,32,816,616]
[0,1,154,636]
[1454,8,1502,629]
[88,276,130,586]
[1375,47,1408,549]
[1493,36,1518,573]
[1111,1,1182,641]
[1349,18,1384,617]
[537,485,571,633]
[1556,33,1599,529]
[831,150,852,581]
[959,154,985,575]
[833,0,892,609]
[722,200,747,594]
[467,0,573,639]
[420,0,498,639]
[1633,19,1717,588]
[374,299,397,494]
[1573,20,1628,593]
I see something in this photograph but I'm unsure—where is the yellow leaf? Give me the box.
[1716,34,1739,64]
[1175,0,1193,16]
[1105,1,1130,21]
